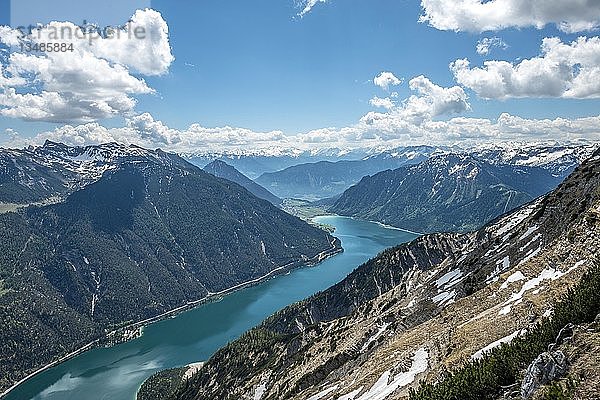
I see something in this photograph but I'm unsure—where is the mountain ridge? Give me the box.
[330,153,569,233]
[0,142,340,395]
[203,160,281,205]
[158,148,600,400]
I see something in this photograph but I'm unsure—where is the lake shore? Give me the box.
[0,240,342,400]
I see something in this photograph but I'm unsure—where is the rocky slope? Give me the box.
[160,148,600,400]
[0,142,339,395]
[0,141,170,204]
[331,153,570,233]
[203,160,281,205]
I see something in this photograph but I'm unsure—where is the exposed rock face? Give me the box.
[330,153,568,233]
[160,149,600,400]
[521,351,568,399]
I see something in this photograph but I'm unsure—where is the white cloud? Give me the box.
[476,37,508,55]
[452,37,600,99]
[0,9,173,123]
[297,0,328,17]
[30,113,286,153]
[13,109,599,153]
[420,0,600,33]
[403,75,470,123]
[374,71,402,90]
[92,9,174,76]
[369,96,395,109]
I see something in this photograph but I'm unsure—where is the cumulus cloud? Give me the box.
[476,37,508,55]
[30,112,286,153]
[15,109,599,153]
[420,0,600,33]
[0,9,173,123]
[92,9,174,76]
[404,75,470,120]
[299,112,600,147]
[374,71,403,90]
[369,96,395,109]
[300,76,471,144]
[452,36,600,99]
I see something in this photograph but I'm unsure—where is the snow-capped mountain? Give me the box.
[158,149,600,400]
[0,140,182,204]
[330,153,567,233]
[468,141,598,176]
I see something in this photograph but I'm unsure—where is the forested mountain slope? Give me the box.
[0,143,338,394]
[203,160,281,205]
[161,149,600,400]
[331,154,567,233]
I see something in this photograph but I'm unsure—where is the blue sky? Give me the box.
[1,0,600,151]
[144,0,594,132]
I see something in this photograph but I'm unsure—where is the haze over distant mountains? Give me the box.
[254,147,435,200]
[185,143,597,202]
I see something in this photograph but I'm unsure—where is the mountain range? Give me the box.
[254,147,435,200]
[144,148,600,400]
[186,143,596,201]
[330,153,566,233]
[0,142,338,394]
[203,160,281,205]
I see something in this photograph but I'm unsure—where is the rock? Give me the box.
[521,351,568,399]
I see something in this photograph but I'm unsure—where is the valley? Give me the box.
[0,141,598,400]
[2,216,417,400]
[154,149,600,400]
[2,2,600,399]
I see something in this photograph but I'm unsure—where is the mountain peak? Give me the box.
[203,159,281,205]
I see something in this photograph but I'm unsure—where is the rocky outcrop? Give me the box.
[521,351,568,399]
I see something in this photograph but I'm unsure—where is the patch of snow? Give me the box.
[361,323,391,352]
[337,387,364,400]
[183,362,205,380]
[532,287,543,295]
[435,269,462,289]
[543,309,553,318]
[448,164,465,175]
[499,305,512,315]
[260,241,266,256]
[488,256,511,284]
[519,226,538,242]
[432,290,456,306]
[519,234,541,252]
[354,348,429,400]
[499,266,580,315]
[466,166,479,179]
[254,382,267,400]
[492,201,539,238]
[472,329,526,360]
[307,385,339,400]
[517,247,541,267]
[500,271,526,290]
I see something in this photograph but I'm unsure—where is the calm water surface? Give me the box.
[6,216,418,400]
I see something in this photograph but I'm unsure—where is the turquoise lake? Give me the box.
[6,216,418,400]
